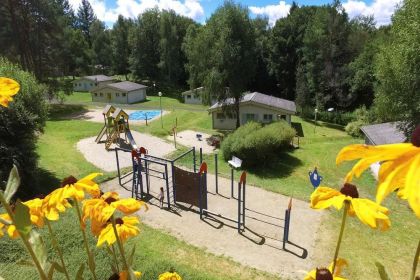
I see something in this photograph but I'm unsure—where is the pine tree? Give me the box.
[76,0,96,47]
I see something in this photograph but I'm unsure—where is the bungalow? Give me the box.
[208,92,296,130]
[181,87,217,105]
[90,81,148,104]
[360,122,406,179]
[73,75,114,91]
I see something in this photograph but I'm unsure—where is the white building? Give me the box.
[90,81,148,104]
[208,92,296,130]
[181,87,217,105]
[73,75,114,91]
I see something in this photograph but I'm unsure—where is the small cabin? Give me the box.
[91,81,147,104]
[73,75,114,91]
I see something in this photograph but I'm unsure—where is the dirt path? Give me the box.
[101,165,324,279]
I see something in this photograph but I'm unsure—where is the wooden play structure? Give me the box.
[96,105,137,150]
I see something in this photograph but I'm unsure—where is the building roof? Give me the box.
[82,75,114,82]
[91,81,147,93]
[360,122,406,145]
[208,92,296,114]
[181,87,204,96]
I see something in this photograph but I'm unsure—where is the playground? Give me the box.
[74,107,169,124]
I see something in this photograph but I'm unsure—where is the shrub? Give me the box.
[221,121,295,167]
[345,106,375,137]
[0,57,49,198]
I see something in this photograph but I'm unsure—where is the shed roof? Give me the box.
[82,75,114,82]
[360,122,406,145]
[208,92,296,114]
[181,87,204,96]
[102,104,116,115]
[112,108,129,119]
[107,81,147,92]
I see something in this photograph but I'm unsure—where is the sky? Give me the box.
[68,0,402,27]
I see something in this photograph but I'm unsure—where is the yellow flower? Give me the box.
[0,213,18,239]
[63,173,102,201]
[83,191,147,225]
[42,187,72,221]
[336,125,420,217]
[158,271,182,280]
[311,184,391,230]
[0,77,20,107]
[97,216,140,246]
[305,259,348,280]
[23,198,44,228]
[119,270,141,279]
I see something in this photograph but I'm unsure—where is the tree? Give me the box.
[90,20,113,73]
[184,2,256,127]
[0,58,49,198]
[112,15,132,79]
[76,0,96,47]
[374,0,420,136]
[130,8,161,80]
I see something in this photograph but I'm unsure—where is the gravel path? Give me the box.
[76,131,176,172]
[167,130,217,154]
[101,166,324,279]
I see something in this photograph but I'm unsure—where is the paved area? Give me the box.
[101,164,324,280]
[76,131,176,172]
[167,130,217,154]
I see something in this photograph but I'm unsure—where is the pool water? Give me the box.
[129,110,161,121]
[128,110,160,121]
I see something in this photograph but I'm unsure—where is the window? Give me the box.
[94,93,98,97]
[263,114,273,121]
[100,93,103,97]
[116,93,120,97]
[122,93,126,97]
[90,83,93,86]
[216,113,225,119]
[79,83,81,86]
[186,95,191,99]
[245,113,256,122]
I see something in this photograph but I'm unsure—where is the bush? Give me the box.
[0,57,49,198]
[299,106,355,126]
[221,121,295,167]
[345,106,375,137]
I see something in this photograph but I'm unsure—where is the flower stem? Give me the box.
[0,193,48,280]
[46,219,71,280]
[332,201,349,274]
[111,215,130,278]
[74,199,97,280]
[111,244,120,272]
[410,239,420,280]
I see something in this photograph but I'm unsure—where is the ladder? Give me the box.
[105,128,118,150]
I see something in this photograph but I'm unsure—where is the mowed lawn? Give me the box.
[19,103,419,279]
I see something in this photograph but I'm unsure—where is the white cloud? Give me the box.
[343,0,402,26]
[249,1,291,26]
[69,0,204,25]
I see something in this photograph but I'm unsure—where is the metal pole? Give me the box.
[238,182,241,233]
[204,171,208,217]
[199,147,203,164]
[171,162,176,202]
[242,180,246,228]
[215,154,218,194]
[160,94,163,129]
[145,161,150,193]
[193,147,196,173]
[165,164,170,209]
[115,149,121,185]
[199,172,203,220]
[138,165,144,199]
[231,168,234,198]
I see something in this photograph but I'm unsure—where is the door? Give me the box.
[107,93,111,102]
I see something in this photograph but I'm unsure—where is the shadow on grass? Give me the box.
[244,151,303,179]
[302,118,345,131]
[14,168,60,200]
[48,104,90,121]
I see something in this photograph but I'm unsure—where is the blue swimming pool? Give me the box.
[129,110,161,121]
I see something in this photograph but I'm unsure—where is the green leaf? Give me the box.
[105,246,113,257]
[375,262,393,280]
[75,263,85,280]
[53,262,65,273]
[128,245,136,266]
[28,230,48,270]
[14,200,31,237]
[4,165,20,203]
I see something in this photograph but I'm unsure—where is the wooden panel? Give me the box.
[174,166,202,207]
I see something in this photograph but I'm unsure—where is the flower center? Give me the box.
[61,175,78,187]
[104,197,118,204]
[411,125,420,147]
[340,183,359,198]
[115,218,124,225]
[316,268,333,280]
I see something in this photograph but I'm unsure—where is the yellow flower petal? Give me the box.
[310,187,345,210]
[406,153,420,218]
[111,198,146,215]
[328,258,348,276]
[351,199,390,230]
[97,224,115,246]
[159,272,182,280]
[0,77,20,107]
[119,270,141,280]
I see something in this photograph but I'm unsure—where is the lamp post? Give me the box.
[153,83,156,95]
[314,108,318,133]
[158,91,163,128]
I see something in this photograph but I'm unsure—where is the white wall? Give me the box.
[211,103,294,130]
[91,88,146,104]
[74,79,113,92]
[184,93,202,104]
[127,89,146,104]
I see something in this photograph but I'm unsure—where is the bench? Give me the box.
[228,156,242,169]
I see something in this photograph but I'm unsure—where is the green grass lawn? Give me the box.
[5,103,416,280]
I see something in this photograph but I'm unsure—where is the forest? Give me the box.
[0,0,418,135]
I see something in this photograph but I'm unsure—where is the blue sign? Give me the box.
[309,167,323,188]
